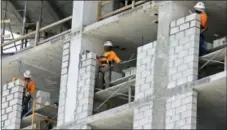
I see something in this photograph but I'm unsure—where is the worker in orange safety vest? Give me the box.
[21,70,36,118]
[97,41,125,89]
[194,1,208,56]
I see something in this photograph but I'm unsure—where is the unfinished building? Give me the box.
[1,1,226,129]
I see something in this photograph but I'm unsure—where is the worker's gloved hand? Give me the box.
[25,91,30,97]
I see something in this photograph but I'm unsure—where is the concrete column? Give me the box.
[168,13,200,89]
[133,41,157,129]
[165,90,197,129]
[74,52,96,121]
[63,1,103,124]
[1,80,23,129]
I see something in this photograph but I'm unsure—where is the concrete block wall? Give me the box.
[165,90,197,129]
[168,13,200,88]
[1,80,24,129]
[57,41,70,127]
[135,41,157,100]
[133,41,157,129]
[133,102,153,129]
[74,52,96,121]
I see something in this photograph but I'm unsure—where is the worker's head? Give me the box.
[103,41,113,51]
[194,2,205,13]
[24,70,32,81]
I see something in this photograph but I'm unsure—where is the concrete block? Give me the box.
[175,58,184,66]
[175,31,185,40]
[166,102,172,110]
[63,42,70,49]
[8,81,15,89]
[63,48,69,56]
[182,69,197,77]
[170,21,176,28]
[14,92,23,99]
[15,79,24,86]
[3,84,8,90]
[144,88,154,96]
[137,51,147,59]
[170,34,176,40]
[185,13,200,22]
[87,52,97,59]
[11,118,21,124]
[181,110,196,118]
[184,55,198,63]
[187,75,198,82]
[176,17,185,26]
[61,68,68,74]
[11,86,23,93]
[177,64,188,72]
[170,39,179,47]
[175,45,183,53]
[166,109,175,117]
[186,103,197,111]
[6,106,13,113]
[172,99,181,108]
[2,96,6,102]
[6,94,14,101]
[190,20,200,28]
[170,27,179,35]
[9,98,22,106]
[181,96,197,105]
[3,90,9,97]
[172,72,182,81]
[176,105,186,114]
[62,55,69,62]
[2,114,8,121]
[87,59,97,66]
[176,118,185,127]
[143,42,154,50]
[189,34,200,43]
[137,46,143,53]
[13,104,22,111]
[168,81,176,89]
[178,50,188,58]
[185,27,200,36]
[166,122,174,129]
[180,22,190,31]
[2,109,6,115]
[2,102,9,109]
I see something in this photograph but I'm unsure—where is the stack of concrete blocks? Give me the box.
[168,13,200,88]
[123,67,136,77]
[74,52,96,123]
[165,90,198,129]
[57,41,70,127]
[133,41,157,129]
[35,90,51,109]
[1,80,24,129]
[213,36,226,48]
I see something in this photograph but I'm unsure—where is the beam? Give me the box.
[46,0,71,29]
[8,0,32,23]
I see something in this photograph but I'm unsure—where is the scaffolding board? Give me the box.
[21,113,48,128]
[95,75,136,101]
[200,48,226,62]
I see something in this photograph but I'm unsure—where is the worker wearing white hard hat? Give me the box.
[194,2,208,56]
[96,41,125,89]
[21,70,36,118]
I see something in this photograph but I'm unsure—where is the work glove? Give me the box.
[25,91,31,97]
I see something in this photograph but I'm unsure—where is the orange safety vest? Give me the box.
[200,12,208,29]
[23,78,36,96]
[98,51,121,67]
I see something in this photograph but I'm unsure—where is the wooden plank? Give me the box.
[21,113,48,128]
[200,48,226,62]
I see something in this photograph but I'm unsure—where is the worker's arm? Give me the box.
[112,51,121,63]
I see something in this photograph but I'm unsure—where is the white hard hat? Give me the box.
[194,2,205,12]
[104,41,113,47]
[24,70,32,78]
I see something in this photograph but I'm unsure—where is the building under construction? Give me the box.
[0,0,226,129]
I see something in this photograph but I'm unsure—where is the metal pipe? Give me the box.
[34,21,40,46]
[128,86,131,103]
[1,16,72,47]
[20,0,28,49]
[1,0,8,53]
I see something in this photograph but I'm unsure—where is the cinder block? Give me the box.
[176,118,185,127]
[2,114,8,121]
[185,27,200,36]
[175,58,184,66]
[61,68,68,74]
[137,51,147,60]
[186,103,197,111]
[8,81,16,89]
[170,21,176,28]
[183,69,197,77]
[170,27,179,35]
[166,109,175,117]
[176,105,186,114]
[63,48,69,56]
[11,86,23,93]
[180,22,190,31]
[176,17,185,26]
[137,46,143,53]
[87,52,96,60]
[144,88,154,96]
[177,64,188,71]
[6,106,13,113]
[175,45,183,53]
[190,20,200,28]
[3,84,8,90]
[13,104,22,111]
[170,39,179,47]
[168,81,176,89]
[9,98,22,106]
[62,55,69,62]
[87,59,97,66]
[15,79,24,86]
[14,92,23,99]
[6,94,14,101]
[184,55,198,63]
[2,109,6,115]
[11,118,21,124]
[185,13,200,22]
[2,96,7,102]
[63,42,70,50]
[4,120,10,127]
[181,110,196,118]
[166,122,174,129]
[143,42,154,51]
[175,31,185,40]
[170,34,176,40]
[172,99,181,108]
[2,102,9,109]
[166,102,172,110]
[3,90,10,97]
[181,96,197,105]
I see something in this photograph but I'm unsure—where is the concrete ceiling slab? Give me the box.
[83,2,159,50]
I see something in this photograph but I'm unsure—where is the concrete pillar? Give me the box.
[63,1,103,124]
[133,41,157,129]
[168,13,200,88]
[74,52,96,121]
[1,80,23,129]
[165,90,197,129]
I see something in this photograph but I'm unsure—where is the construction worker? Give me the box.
[21,70,36,118]
[194,2,208,56]
[97,41,125,89]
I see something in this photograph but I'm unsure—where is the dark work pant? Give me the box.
[21,95,32,118]
[199,33,206,56]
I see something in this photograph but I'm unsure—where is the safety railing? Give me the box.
[1,16,72,53]
[97,0,147,21]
